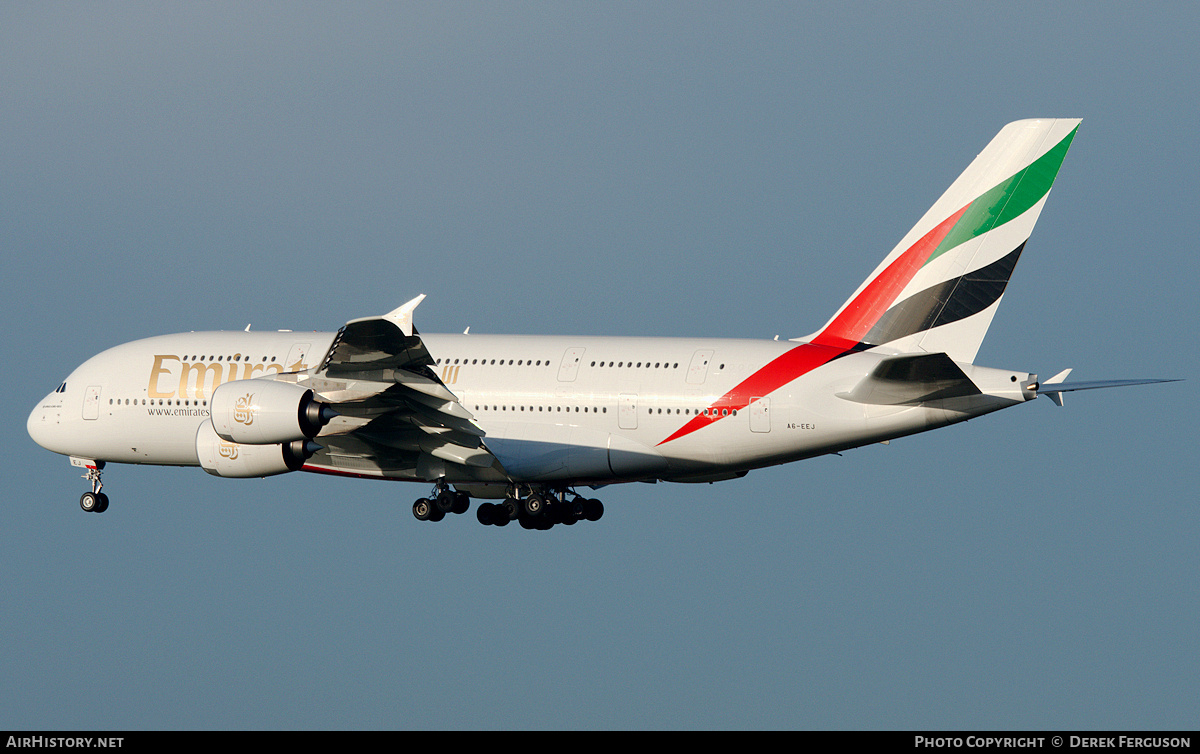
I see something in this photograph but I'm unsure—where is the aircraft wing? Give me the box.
[299,296,508,482]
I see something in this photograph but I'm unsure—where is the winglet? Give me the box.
[383,294,426,337]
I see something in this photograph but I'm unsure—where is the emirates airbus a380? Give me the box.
[27,119,1175,529]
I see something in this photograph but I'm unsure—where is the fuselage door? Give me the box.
[83,385,102,420]
[558,347,586,382]
[686,349,714,385]
[618,393,638,430]
[749,396,770,433]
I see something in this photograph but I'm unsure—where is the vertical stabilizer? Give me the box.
[811,119,1080,363]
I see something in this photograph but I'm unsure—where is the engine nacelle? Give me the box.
[210,379,335,445]
[195,419,319,478]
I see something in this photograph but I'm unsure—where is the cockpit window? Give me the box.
[56,382,66,393]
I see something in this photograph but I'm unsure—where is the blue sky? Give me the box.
[3,2,1196,729]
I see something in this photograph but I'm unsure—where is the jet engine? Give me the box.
[195,419,320,478]
[210,379,336,445]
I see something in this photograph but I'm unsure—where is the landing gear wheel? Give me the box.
[523,493,545,517]
[413,498,434,521]
[452,492,470,515]
[435,489,457,514]
[584,498,604,522]
[556,504,576,528]
[94,493,109,513]
[477,502,495,525]
[80,491,99,513]
[566,497,586,523]
[502,498,520,521]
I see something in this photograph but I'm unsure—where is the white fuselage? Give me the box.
[26,121,1090,499]
[27,329,1032,493]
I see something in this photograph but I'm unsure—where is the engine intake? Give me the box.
[195,419,320,478]
[211,379,336,445]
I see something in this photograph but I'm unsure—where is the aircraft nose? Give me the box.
[28,394,58,451]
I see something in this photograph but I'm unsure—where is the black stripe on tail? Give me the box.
[861,242,1025,347]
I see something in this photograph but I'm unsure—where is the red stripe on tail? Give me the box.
[657,202,970,446]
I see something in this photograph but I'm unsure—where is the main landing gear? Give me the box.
[411,482,471,522]
[410,483,605,530]
[79,463,109,514]
[475,489,604,530]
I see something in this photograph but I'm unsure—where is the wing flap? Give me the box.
[302,296,508,481]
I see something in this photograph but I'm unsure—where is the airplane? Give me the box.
[27,118,1177,530]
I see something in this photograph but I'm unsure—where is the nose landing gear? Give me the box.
[78,462,109,513]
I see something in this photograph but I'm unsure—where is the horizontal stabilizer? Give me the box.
[1037,377,1181,407]
[839,352,981,405]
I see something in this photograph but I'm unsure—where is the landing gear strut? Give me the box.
[79,463,109,514]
